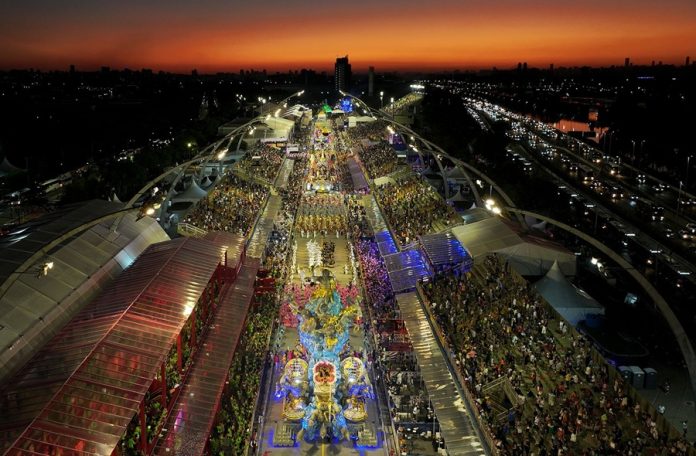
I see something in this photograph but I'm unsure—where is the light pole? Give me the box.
[639,139,646,164]
[686,155,693,195]
[609,130,614,155]
[379,91,384,109]
[390,97,395,120]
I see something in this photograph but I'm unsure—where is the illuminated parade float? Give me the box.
[275,270,374,443]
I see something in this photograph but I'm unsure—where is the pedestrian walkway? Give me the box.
[247,195,282,258]
[274,157,295,190]
[362,194,389,234]
[153,257,260,455]
[397,291,487,456]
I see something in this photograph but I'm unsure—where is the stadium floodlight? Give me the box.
[37,261,54,278]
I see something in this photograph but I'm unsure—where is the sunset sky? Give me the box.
[1,0,695,72]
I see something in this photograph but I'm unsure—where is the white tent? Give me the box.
[446,190,467,203]
[446,166,469,180]
[496,239,576,276]
[200,175,213,188]
[531,220,547,231]
[172,179,207,203]
[535,261,604,326]
[451,214,576,276]
[452,217,521,257]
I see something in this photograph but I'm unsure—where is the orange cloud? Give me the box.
[0,1,694,71]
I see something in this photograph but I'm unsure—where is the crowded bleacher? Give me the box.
[374,175,460,246]
[360,141,400,178]
[185,173,268,236]
[236,143,285,182]
[421,254,693,455]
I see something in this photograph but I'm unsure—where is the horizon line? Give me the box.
[1,60,693,75]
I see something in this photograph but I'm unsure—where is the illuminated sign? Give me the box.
[340,97,353,113]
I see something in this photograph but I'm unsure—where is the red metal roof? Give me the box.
[2,235,244,456]
[153,257,259,455]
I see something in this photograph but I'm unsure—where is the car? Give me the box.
[664,228,675,238]
[687,223,696,234]
[652,183,666,193]
[591,181,605,194]
[651,205,665,222]
[609,186,624,200]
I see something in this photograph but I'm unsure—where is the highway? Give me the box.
[465,98,696,288]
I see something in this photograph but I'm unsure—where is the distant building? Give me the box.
[624,57,630,67]
[368,66,375,97]
[686,56,690,66]
[335,55,352,92]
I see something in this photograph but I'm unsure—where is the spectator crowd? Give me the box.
[185,174,268,236]
[421,254,693,455]
[375,175,459,246]
[236,143,285,182]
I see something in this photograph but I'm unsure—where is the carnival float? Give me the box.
[275,270,374,443]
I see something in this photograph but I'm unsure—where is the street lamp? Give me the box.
[380,91,384,109]
[38,261,54,278]
[390,97,395,120]
[686,155,693,193]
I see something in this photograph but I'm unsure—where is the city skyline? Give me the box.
[1,0,695,72]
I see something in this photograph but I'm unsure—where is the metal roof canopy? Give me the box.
[0,202,169,385]
[0,200,125,283]
[419,232,471,268]
[3,234,244,455]
[153,257,258,455]
[383,248,431,293]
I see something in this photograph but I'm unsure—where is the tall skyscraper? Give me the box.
[334,55,352,93]
[368,66,375,97]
